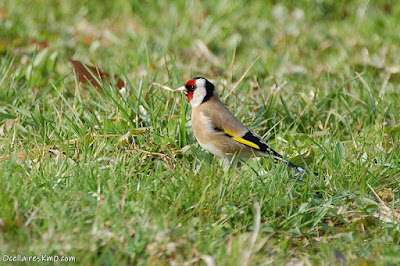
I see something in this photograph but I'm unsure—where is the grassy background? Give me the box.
[1,0,400,264]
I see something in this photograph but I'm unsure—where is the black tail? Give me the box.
[241,130,309,174]
[269,148,307,173]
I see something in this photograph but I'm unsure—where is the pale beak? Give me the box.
[173,86,187,94]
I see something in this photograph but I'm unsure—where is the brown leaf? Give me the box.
[29,39,49,50]
[69,59,125,89]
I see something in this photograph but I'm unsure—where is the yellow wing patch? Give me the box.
[232,137,260,150]
[222,127,261,150]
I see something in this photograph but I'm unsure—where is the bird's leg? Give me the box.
[219,155,243,172]
[221,157,232,172]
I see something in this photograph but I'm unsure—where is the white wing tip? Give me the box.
[297,166,307,172]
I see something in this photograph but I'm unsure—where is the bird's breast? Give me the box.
[191,110,214,144]
[191,109,253,158]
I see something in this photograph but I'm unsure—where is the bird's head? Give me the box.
[175,77,216,106]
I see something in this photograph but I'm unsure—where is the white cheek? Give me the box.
[190,88,206,107]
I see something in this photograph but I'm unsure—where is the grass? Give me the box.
[1,0,400,264]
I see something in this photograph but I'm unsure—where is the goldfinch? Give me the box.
[174,77,307,173]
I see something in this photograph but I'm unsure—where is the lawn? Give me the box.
[0,0,399,264]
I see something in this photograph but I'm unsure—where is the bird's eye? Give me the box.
[186,85,196,91]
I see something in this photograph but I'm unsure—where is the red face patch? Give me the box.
[187,91,194,101]
[185,79,196,87]
[184,78,197,101]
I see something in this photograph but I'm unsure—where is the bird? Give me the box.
[174,77,307,174]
